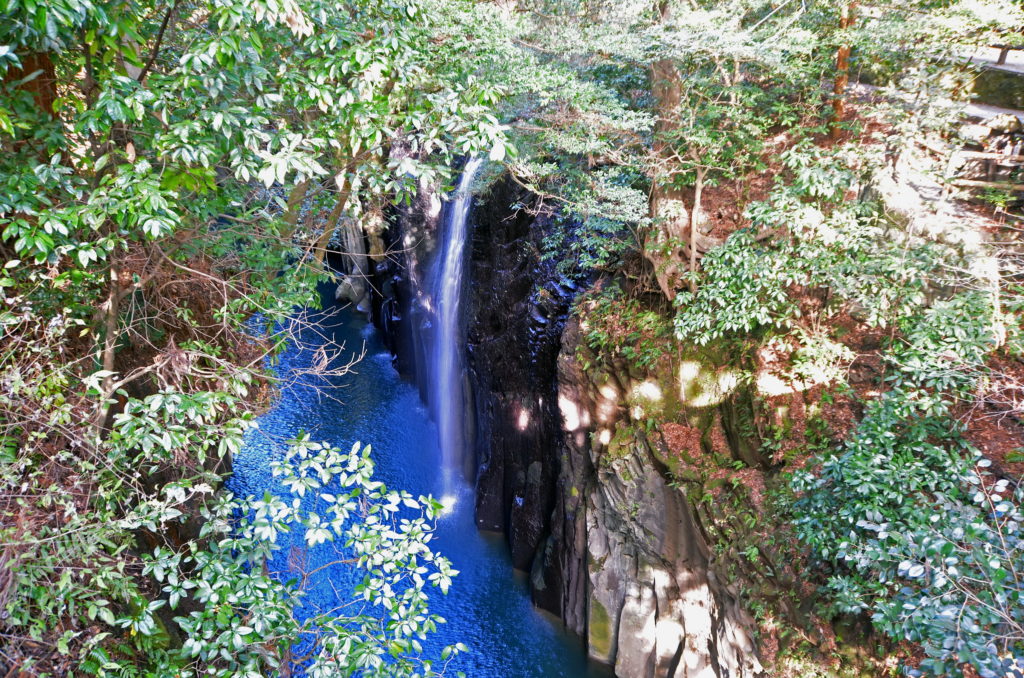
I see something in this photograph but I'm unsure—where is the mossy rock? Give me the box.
[605,423,635,461]
[588,597,614,661]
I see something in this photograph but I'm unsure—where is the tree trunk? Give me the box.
[92,266,123,432]
[647,55,690,301]
[281,180,310,240]
[2,52,58,117]
[3,52,60,162]
[830,2,856,141]
[689,167,706,293]
[312,175,351,264]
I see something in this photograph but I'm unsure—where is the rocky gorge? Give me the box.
[359,172,778,677]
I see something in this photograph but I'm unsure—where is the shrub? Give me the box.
[792,298,1017,677]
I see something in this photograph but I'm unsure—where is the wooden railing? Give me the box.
[994,45,1023,66]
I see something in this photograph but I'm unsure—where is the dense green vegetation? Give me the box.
[0,0,497,673]
[2,0,1023,675]
[501,1,1024,675]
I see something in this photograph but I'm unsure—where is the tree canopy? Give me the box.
[0,0,503,673]
[2,0,1024,676]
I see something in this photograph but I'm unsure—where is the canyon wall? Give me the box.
[381,174,767,676]
[463,180,765,677]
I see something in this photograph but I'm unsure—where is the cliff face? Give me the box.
[377,177,444,384]
[464,179,575,570]
[548,318,764,677]
[461,178,765,676]
[381,173,766,676]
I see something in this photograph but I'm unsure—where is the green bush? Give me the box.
[792,298,1016,677]
[670,137,1018,675]
[577,283,675,370]
[3,431,461,677]
[673,229,802,345]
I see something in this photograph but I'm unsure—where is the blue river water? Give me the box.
[228,295,612,677]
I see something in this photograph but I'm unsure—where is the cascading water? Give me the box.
[429,157,482,504]
[230,157,610,676]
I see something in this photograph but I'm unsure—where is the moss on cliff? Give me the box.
[587,595,614,662]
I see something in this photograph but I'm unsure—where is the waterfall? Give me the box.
[430,157,482,503]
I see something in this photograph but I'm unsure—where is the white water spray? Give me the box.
[430,157,482,499]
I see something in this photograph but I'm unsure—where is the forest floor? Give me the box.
[877,126,1024,479]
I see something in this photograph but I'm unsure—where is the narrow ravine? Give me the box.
[229,157,615,676]
[230,302,611,676]
[226,164,614,675]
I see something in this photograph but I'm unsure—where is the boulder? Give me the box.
[335,274,370,312]
[987,113,1023,134]
[960,123,994,145]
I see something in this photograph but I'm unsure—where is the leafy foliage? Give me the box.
[673,229,801,344]
[576,283,675,371]
[647,48,1021,674]
[3,0,1024,675]
[673,143,931,344]
[0,0,508,673]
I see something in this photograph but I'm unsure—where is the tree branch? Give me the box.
[138,1,180,84]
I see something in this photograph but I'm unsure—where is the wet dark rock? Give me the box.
[379,179,444,381]
[382,167,766,676]
[465,176,574,572]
